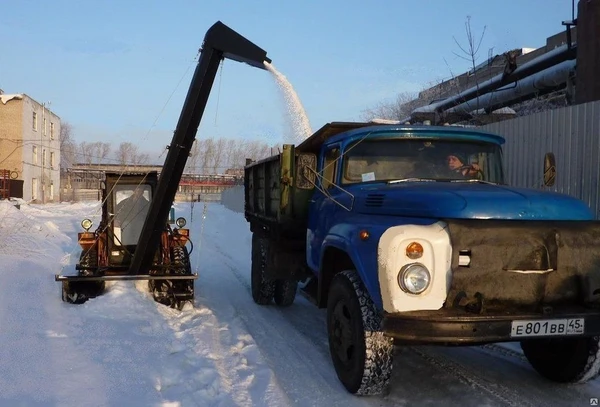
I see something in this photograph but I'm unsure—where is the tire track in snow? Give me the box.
[410,347,530,407]
[198,239,356,406]
[478,343,528,363]
[428,343,600,407]
[153,305,258,406]
[134,279,291,407]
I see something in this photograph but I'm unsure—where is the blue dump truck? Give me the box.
[243,121,600,395]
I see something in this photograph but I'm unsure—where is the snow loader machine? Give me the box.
[59,171,197,309]
[54,20,272,309]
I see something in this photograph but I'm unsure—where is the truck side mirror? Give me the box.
[543,152,556,187]
[296,153,317,190]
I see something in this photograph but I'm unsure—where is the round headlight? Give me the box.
[81,218,93,231]
[398,263,431,294]
[176,217,187,228]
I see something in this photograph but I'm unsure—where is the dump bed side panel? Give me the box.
[244,154,281,225]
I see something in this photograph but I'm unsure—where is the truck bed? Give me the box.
[244,146,313,240]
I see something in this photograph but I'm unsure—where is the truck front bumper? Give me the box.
[383,306,600,345]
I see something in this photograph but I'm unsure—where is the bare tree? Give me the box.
[84,142,111,164]
[185,139,201,174]
[59,122,77,169]
[116,142,133,165]
[79,142,95,165]
[114,142,149,165]
[450,15,488,114]
[211,138,226,174]
[224,138,238,170]
[361,91,421,122]
[132,151,149,165]
[202,138,214,174]
[97,142,111,163]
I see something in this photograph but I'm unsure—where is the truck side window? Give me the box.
[322,148,340,189]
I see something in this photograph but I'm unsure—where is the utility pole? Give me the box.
[575,0,600,104]
[40,101,51,204]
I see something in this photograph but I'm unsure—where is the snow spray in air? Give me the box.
[264,62,312,144]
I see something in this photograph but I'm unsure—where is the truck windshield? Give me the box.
[341,138,504,184]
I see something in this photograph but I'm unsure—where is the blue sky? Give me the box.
[0,0,575,162]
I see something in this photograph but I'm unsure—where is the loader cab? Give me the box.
[103,172,157,266]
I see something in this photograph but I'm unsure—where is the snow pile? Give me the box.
[0,201,70,262]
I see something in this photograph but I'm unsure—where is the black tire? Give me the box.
[62,248,104,304]
[251,234,275,305]
[274,279,297,306]
[327,270,394,395]
[521,336,600,383]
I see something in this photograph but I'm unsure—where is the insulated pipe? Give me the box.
[447,59,576,116]
[412,43,577,116]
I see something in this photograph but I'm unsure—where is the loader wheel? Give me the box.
[251,233,275,305]
[521,336,600,383]
[274,279,297,307]
[150,246,194,310]
[62,249,105,304]
[327,270,394,396]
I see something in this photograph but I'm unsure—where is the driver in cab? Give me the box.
[446,152,482,178]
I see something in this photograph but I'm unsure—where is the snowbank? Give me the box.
[220,185,244,213]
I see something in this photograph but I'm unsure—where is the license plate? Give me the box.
[510,318,585,338]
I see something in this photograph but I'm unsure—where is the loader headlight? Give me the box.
[81,218,93,231]
[176,217,187,228]
[398,263,431,294]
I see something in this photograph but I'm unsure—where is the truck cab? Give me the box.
[245,121,600,396]
[305,125,593,311]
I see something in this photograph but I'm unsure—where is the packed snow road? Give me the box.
[0,201,599,406]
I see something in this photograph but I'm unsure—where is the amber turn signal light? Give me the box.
[406,242,424,259]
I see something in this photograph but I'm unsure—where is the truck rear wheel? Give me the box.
[251,234,275,305]
[521,336,600,383]
[327,270,394,395]
[274,279,297,306]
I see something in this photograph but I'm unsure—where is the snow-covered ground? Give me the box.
[1,200,599,407]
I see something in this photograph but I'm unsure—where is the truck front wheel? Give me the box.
[327,270,394,395]
[251,234,275,305]
[521,336,600,383]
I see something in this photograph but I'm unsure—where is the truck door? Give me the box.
[307,145,341,271]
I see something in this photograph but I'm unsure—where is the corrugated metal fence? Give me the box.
[479,100,600,217]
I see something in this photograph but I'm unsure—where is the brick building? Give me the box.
[0,92,61,202]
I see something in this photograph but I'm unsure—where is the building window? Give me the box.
[50,182,54,199]
[43,118,47,136]
[33,112,38,131]
[33,146,38,165]
[32,178,38,200]
[43,149,46,166]
[50,122,55,140]
[50,152,55,168]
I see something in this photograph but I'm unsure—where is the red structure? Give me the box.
[0,170,10,199]
[179,174,242,187]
